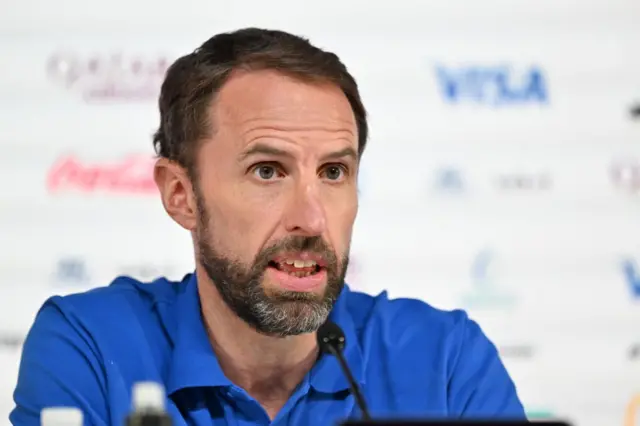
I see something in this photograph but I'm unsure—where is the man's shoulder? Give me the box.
[341,288,525,417]
[48,274,185,320]
[25,275,189,378]
[35,274,190,361]
[12,276,188,425]
[343,287,470,345]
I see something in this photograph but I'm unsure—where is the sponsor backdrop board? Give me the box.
[1,0,639,425]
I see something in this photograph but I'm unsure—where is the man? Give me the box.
[11,28,525,425]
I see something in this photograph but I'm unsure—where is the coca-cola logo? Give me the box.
[46,52,172,102]
[610,160,640,193]
[46,154,157,195]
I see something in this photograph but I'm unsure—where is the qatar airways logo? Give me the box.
[46,155,157,195]
[46,52,172,102]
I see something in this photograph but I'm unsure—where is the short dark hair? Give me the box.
[152,27,368,174]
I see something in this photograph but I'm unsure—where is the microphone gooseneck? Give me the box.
[317,321,372,420]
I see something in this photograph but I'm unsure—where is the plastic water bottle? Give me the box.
[126,382,172,426]
[40,407,83,426]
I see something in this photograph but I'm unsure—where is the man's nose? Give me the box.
[283,182,327,236]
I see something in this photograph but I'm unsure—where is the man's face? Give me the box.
[193,70,359,337]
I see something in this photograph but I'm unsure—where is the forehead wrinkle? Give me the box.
[239,117,356,136]
[206,73,358,145]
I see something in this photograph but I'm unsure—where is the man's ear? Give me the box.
[154,158,198,231]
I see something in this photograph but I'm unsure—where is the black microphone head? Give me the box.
[317,320,346,352]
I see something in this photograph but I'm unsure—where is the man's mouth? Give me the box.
[267,258,324,278]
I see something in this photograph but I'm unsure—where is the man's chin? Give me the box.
[249,295,331,337]
[263,287,326,305]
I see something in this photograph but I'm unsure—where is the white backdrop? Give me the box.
[1,0,639,425]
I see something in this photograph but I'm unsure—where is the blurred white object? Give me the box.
[40,407,83,426]
[132,381,166,412]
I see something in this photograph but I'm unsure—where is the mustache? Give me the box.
[254,236,338,268]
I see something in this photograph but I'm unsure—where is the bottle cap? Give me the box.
[41,407,83,426]
[132,381,166,412]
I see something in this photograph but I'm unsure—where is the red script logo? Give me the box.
[47,155,157,194]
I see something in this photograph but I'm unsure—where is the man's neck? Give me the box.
[196,269,318,417]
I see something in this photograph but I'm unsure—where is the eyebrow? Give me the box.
[239,143,358,162]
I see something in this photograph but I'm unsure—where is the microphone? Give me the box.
[317,320,372,420]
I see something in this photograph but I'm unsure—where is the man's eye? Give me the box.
[252,164,281,180]
[322,164,347,181]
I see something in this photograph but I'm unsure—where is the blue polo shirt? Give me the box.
[10,274,525,426]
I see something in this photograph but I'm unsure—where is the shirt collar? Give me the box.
[166,274,365,396]
[166,273,231,396]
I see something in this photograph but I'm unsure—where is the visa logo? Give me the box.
[435,65,549,106]
[621,259,640,298]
